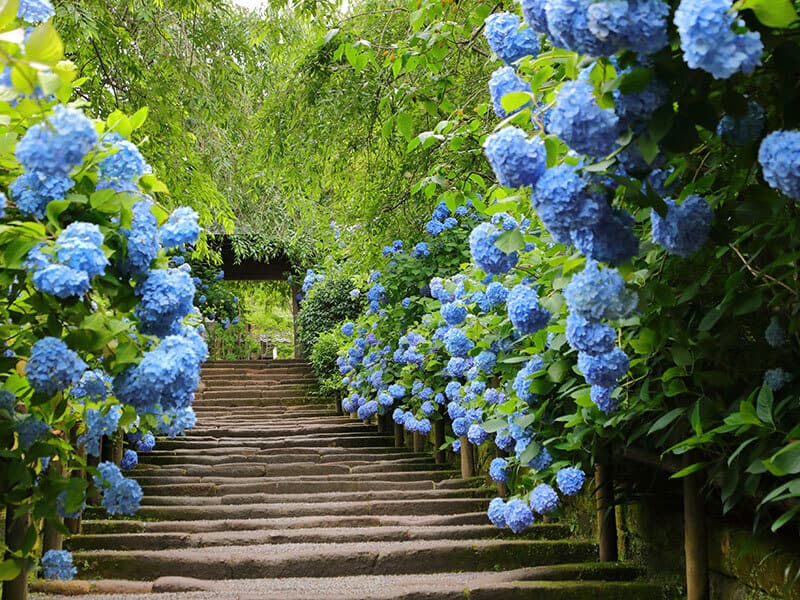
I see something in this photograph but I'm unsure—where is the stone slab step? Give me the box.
[73,539,598,581]
[31,565,661,599]
[130,470,462,486]
[67,523,571,551]
[138,452,438,467]
[139,487,489,507]
[81,511,494,535]
[85,497,490,521]
[143,446,416,459]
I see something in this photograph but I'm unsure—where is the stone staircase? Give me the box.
[37,360,666,599]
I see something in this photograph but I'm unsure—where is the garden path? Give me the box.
[35,360,662,599]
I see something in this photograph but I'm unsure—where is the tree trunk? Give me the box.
[595,462,618,562]
[3,504,30,600]
[459,437,474,478]
[684,454,709,600]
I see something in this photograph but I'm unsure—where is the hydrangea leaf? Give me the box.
[494,229,524,254]
[0,0,19,28]
[25,22,63,64]
[736,0,798,28]
[0,558,22,582]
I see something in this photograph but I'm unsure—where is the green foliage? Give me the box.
[297,275,363,357]
[310,329,346,396]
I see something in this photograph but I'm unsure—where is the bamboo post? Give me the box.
[459,437,474,478]
[393,422,404,448]
[413,432,424,453]
[3,504,30,600]
[684,454,709,600]
[434,418,446,464]
[42,461,65,552]
[595,462,618,562]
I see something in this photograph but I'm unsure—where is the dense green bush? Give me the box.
[296,276,363,357]
[310,329,348,397]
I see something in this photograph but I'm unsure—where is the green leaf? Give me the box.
[648,407,684,435]
[756,385,774,426]
[499,91,531,114]
[771,505,800,532]
[25,22,64,64]
[494,229,525,254]
[0,0,19,28]
[129,107,149,130]
[519,441,540,466]
[698,305,724,331]
[481,418,508,433]
[0,558,21,581]
[689,400,702,435]
[764,442,800,476]
[736,0,798,28]
[396,113,413,141]
[670,461,707,479]
[46,199,71,227]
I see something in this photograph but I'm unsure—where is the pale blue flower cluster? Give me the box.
[563,261,637,321]
[156,406,197,437]
[467,423,490,445]
[160,207,200,249]
[79,406,123,457]
[26,337,86,396]
[469,222,518,275]
[549,81,620,157]
[528,446,553,470]
[412,242,430,258]
[16,417,50,449]
[507,284,550,335]
[489,457,510,483]
[613,73,669,127]
[16,106,98,177]
[758,131,800,202]
[489,66,532,118]
[134,268,196,336]
[765,317,786,348]
[530,483,559,513]
[651,196,713,257]
[484,12,539,65]
[764,368,792,392]
[488,497,507,528]
[93,461,143,516]
[484,126,546,189]
[18,0,55,21]
[120,449,138,471]
[504,498,534,533]
[475,350,497,373]
[717,101,765,146]
[123,199,160,274]
[10,172,72,219]
[443,328,474,358]
[41,550,76,581]
[98,133,150,191]
[136,432,156,453]
[577,347,629,388]
[556,466,586,495]
[532,164,601,245]
[512,356,544,403]
[441,302,467,326]
[566,313,616,355]
[341,322,355,336]
[674,0,763,80]
[72,369,111,402]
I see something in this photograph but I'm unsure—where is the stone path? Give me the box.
[35,360,664,599]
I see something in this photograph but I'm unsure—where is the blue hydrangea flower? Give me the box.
[444,328,474,358]
[564,260,638,321]
[489,457,510,483]
[26,337,86,396]
[521,0,549,34]
[487,497,507,528]
[513,356,544,403]
[651,196,713,257]
[530,483,559,514]
[578,348,629,387]
[469,222,518,275]
[79,406,123,457]
[484,126,546,189]
[16,417,49,449]
[484,12,540,65]
[0,191,6,219]
[120,449,138,471]
[30,264,90,298]
[764,368,792,392]
[528,446,553,470]
[413,242,430,258]
[591,385,618,413]
[504,498,534,533]
[0,389,15,415]
[421,401,436,416]
[717,101,765,146]
[446,356,473,379]
[122,199,160,275]
[495,432,515,452]
[447,400,466,419]
[18,0,55,22]
[475,350,497,374]
[485,388,506,405]
[160,207,200,249]
[98,133,150,190]
[10,171,73,218]
[388,383,406,399]
[56,490,84,519]
[341,322,355,337]
[357,400,379,420]
[378,391,393,407]
[452,416,470,437]
[41,550,76,581]
[586,0,670,55]
[556,467,586,496]
[485,282,508,307]
[441,302,468,326]
[545,0,620,56]
[674,0,763,80]
[136,432,156,453]
[16,106,98,177]
[93,461,143,516]
[489,66,532,118]
[758,131,800,201]
[532,164,603,245]
[367,283,385,304]
[507,285,550,335]
[549,81,621,157]
[565,313,616,355]
[467,423,489,446]
[765,317,786,348]
[55,222,107,278]
[157,406,197,438]
[614,73,670,127]
[134,268,196,336]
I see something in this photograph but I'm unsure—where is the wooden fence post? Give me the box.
[459,437,474,478]
[434,418,446,465]
[683,453,709,600]
[3,504,29,600]
[595,462,618,562]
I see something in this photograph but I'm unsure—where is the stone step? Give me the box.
[139,487,489,507]
[143,445,415,458]
[80,511,494,535]
[138,452,438,467]
[192,398,329,408]
[139,476,480,496]
[30,565,662,599]
[73,539,598,581]
[67,523,571,551]
[201,389,315,400]
[130,470,463,487]
[85,497,491,521]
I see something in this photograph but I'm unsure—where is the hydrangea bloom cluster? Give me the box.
[136,432,156,453]
[469,222,518,275]
[549,80,621,157]
[504,498,534,533]
[16,106,98,177]
[93,461,143,516]
[512,356,544,403]
[530,483,559,514]
[651,196,713,257]
[72,369,111,402]
[483,126,546,189]
[507,284,550,335]
[134,268,196,336]
[79,406,123,457]
[484,12,539,65]
[674,0,763,80]
[765,317,786,348]
[443,328,474,357]
[412,242,430,258]
[120,449,139,471]
[26,337,87,396]
[764,368,792,392]
[123,199,160,274]
[41,550,76,581]
[717,101,765,146]
[556,466,586,495]
[98,133,150,191]
[488,66,532,118]
[489,457,510,483]
[758,131,800,202]
[487,497,507,528]
[10,172,73,219]
[18,0,55,22]
[160,207,200,249]
[16,417,50,449]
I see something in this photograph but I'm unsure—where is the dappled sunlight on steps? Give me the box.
[34,360,664,600]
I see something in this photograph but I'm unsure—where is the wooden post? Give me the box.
[393,422,404,448]
[413,432,424,453]
[459,437,474,478]
[65,440,85,535]
[3,504,29,600]
[434,418,446,465]
[291,283,302,359]
[496,448,508,497]
[595,462,618,562]
[112,431,123,466]
[42,461,65,552]
[86,454,100,506]
[684,454,709,600]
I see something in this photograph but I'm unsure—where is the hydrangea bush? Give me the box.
[0,6,206,586]
[310,0,800,535]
